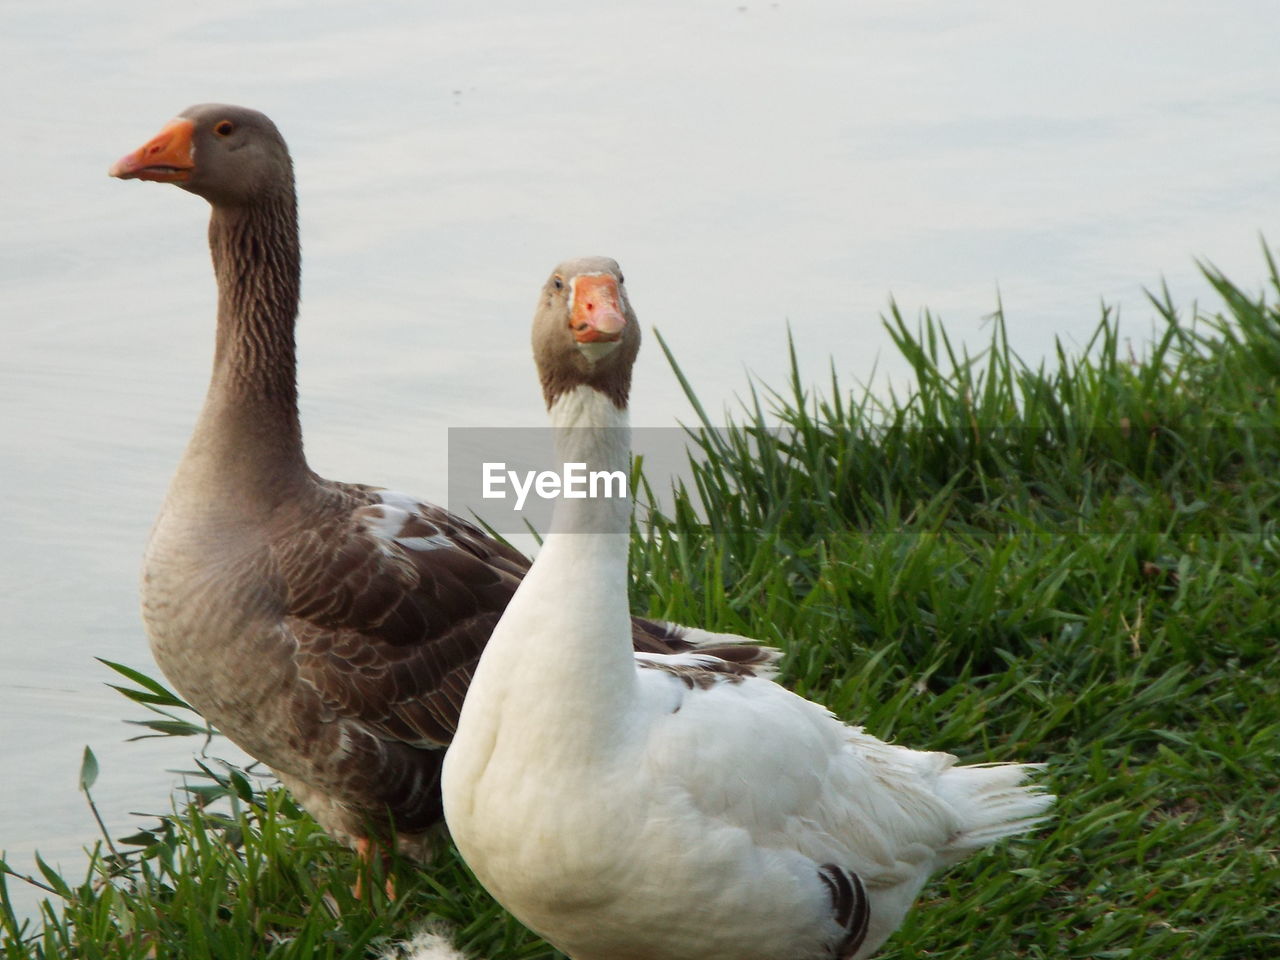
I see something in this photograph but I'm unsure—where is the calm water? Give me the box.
[3,0,1278,917]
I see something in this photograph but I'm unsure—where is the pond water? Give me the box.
[2,0,1277,919]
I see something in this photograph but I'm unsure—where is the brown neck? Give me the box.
[182,192,310,501]
[210,195,301,409]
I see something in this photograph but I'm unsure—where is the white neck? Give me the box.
[545,385,633,535]
[534,384,634,660]
[468,384,638,750]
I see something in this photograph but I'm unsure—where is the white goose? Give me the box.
[442,257,1054,960]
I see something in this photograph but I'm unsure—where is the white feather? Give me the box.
[377,924,469,960]
[444,346,1052,960]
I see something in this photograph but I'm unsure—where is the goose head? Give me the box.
[109,103,293,206]
[532,257,640,410]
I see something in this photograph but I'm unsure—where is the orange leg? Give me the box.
[353,836,397,901]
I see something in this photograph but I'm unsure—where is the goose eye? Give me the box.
[553,276,564,291]
[214,120,236,137]
[618,274,625,284]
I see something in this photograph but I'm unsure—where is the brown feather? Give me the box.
[127,106,776,859]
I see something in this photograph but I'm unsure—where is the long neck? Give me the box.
[482,384,638,745]
[536,384,634,642]
[174,192,309,507]
[546,386,634,536]
[539,385,633,601]
[210,194,302,413]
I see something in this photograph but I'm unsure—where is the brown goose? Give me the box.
[109,104,775,868]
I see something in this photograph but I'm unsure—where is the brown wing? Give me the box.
[261,484,782,840]
[631,619,784,674]
[278,487,778,749]
[278,490,525,749]
[635,654,753,690]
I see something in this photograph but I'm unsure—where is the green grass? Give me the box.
[5,253,1279,958]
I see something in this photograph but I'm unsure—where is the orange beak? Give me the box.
[569,274,627,343]
[109,118,196,182]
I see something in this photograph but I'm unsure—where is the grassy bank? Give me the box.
[4,257,1278,958]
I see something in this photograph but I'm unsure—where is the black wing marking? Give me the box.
[818,863,870,960]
